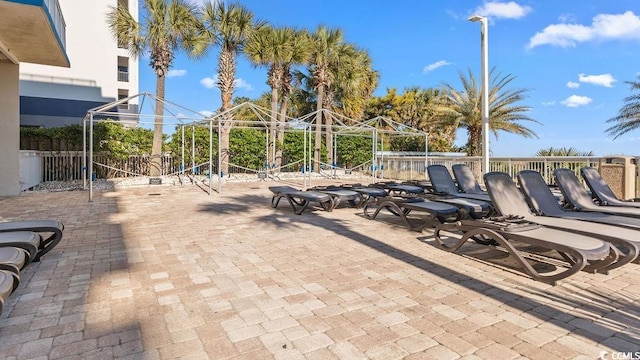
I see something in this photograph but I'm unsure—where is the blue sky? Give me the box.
[139,0,640,156]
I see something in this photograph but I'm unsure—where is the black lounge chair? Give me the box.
[518,170,640,229]
[555,168,640,218]
[484,172,640,273]
[310,186,363,209]
[581,167,640,208]
[0,247,28,291]
[427,165,492,202]
[345,185,389,208]
[435,215,613,284]
[269,186,335,215]
[0,220,64,261]
[0,269,18,315]
[452,164,486,194]
[364,196,462,232]
[0,231,40,268]
[373,182,424,196]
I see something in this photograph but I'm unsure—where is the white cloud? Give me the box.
[199,110,214,118]
[167,69,187,78]
[200,76,217,89]
[423,60,452,73]
[528,11,640,48]
[234,78,253,91]
[200,74,254,91]
[566,81,580,88]
[473,1,532,19]
[561,95,593,107]
[578,73,616,87]
[542,101,556,106]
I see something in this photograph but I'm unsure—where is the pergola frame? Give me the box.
[83,93,428,201]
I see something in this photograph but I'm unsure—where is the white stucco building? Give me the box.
[19,0,139,127]
[0,0,69,196]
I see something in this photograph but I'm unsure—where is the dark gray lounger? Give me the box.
[269,186,335,215]
[581,167,640,208]
[555,168,640,218]
[504,170,640,270]
[427,165,492,202]
[364,197,461,231]
[0,220,64,261]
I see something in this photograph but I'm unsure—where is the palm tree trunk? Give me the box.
[151,73,165,177]
[314,86,324,173]
[269,86,278,171]
[276,97,288,169]
[324,95,333,168]
[468,128,482,156]
[218,48,235,175]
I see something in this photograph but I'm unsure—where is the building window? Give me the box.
[118,56,129,82]
[118,90,129,109]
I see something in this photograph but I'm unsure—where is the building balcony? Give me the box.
[0,0,69,67]
[118,71,129,82]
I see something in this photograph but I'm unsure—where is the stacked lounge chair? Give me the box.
[581,167,640,208]
[508,170,638,267]
[555,168,640,218]
[0,230,49,315]
[517,170,640,230]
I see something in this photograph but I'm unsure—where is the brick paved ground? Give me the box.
[0,180,638,359]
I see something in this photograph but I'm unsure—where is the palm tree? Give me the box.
[194,1,265,174]
[606,75,640,139]
[436,68,539,156]
[245,26,310,169]
[244,25,288,168]
[309,26,343,171]
[107,0,200,176]
[535,147,593,156]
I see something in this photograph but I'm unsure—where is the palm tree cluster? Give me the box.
[108,0,542,174]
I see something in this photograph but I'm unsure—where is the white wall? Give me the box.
[0,62,21,196]
[20,0,138,105]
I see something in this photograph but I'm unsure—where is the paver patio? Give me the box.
[0,180,638,359]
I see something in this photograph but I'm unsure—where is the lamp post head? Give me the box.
[468,15,486,23]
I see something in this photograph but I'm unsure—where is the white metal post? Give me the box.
[469,15,490,174]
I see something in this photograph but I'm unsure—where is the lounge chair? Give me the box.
[435,214,613,284]
[310,186,363,209]
[555,168,640,218]
[581,167,640,208]
[0,269,18,315]
[0,220,64,261]
[269,186,335,215]
[364,196,462,231]
[0,231,40,267]
[0,247,28,290]
[373,182,424,196]
[427,165,492,202]
[340,184,389,208]
[518,170,640,229]
[452,164,486,194]
[484,172,640,272]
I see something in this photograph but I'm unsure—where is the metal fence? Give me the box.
[376,155,605,185]
[21,151,637,191]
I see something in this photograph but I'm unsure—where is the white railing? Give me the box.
[376,155,618,184]
[19,152,639,195]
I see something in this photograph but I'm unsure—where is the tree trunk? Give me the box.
[219,125,230,176]
[275,97,288,169]
[269,86,278,171]
[324,97,333,168]
[468,128,482,156]
[314,86,324,173]
[218,48,236,175]
[150,73,165,176]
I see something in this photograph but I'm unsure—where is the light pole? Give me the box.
[468,15,490,174]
